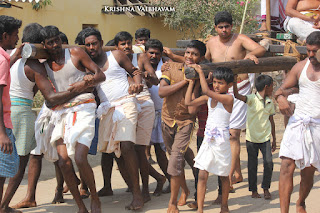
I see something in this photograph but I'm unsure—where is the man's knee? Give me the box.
[58,157,73,171]
[229,129,241,142]
[198,171,208,182]
[280,157,295,177]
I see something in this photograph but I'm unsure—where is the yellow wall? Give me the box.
[0,0,182,47]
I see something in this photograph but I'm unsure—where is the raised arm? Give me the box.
[138,53,159,85]
[163,47,185,63]
[192,64,233,108]
[232,75,247,103]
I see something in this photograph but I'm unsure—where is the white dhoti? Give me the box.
[284,16,320,41]
[31,104,58,162]
[194,126,231,176]
[97,96,138,157]
[279,114,320,171]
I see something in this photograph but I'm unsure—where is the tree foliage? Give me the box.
[32,0,52,11]
[151,0,259,39]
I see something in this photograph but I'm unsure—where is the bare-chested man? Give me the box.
[205,11,266,196]
[285,0,320,41]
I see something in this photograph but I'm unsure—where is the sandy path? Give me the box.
[5,113,320,213]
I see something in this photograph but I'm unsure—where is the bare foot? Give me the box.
[177,189,190,206]
[51,188,64,204]
[153,175,166,197]
[80,188,90,199]
[90,198,101,213]
[231,175,243,184]
[77,209,89,213]
[11,200,37,209]
[162,184,171,194]
[0,207,22,213]
[143,191,151,203]
[187,201,198,209]
[229,186,235,193]
[296,201,307,213]
[63,185,69,193]
[97,187,113,197]
[212,194,222,205]
[125,196,144,210]
[251,191,261,198]
[263,189,271,200]
[220,205,230,213]
[167,204,179,213]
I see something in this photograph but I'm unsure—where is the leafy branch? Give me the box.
[32,0,52,11]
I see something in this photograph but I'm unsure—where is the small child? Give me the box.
[233,74,276,200]
[185,66,234,213]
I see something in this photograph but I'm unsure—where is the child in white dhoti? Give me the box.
[185,67,234,213]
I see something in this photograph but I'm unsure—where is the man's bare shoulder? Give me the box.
[206,36,219,45]
[290,57,309,76]
[25,59,46,74]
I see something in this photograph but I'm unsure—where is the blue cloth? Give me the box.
[0,128,19,178]
[88,118,99,155]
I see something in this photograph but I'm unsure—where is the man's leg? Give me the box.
[229,129,243,187]
[74,143,100,213]
[260,141,274,200]
[154,144,171,194]
[279,157,295,213]
[246,141,260,198]
[120,141,144,210]
[1,155,30,210]
[0,177,5,205]
[98,153,114,197]
[56,139,88,213]
[148,160,166,197]
[296,166,316,213]
[134,144,151,203]
[52,161,65,204]
[114,156,133,191]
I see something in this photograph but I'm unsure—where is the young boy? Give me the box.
[233,74,276,199]
[185,66,234,213]
[159,40,205,213]
[132,28,150,53]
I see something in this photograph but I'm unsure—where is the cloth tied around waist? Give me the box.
[204,126,229,146]
[96,95,138,121]
[10,97,33,107]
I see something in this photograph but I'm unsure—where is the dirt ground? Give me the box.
[5,113,320,213]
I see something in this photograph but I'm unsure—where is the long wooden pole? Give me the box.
[184,56,297,79]
[266,0,271,31]
[239,0,249,34]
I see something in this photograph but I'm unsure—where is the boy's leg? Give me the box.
[279,157,295,213]
[296,166,316,212]
[74,142,101,213]
[220,176,230,213]
[246,141,260,197]
[213,177,223,205]
[148,161,166,197]
[0,177,5,204]
[229,129,242,187]
[98,153,114,197]
[260,141,273,199]
[52,161,64,204]
[197,170,209,213]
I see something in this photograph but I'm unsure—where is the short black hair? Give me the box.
[213,67,234,84]
[75,27,102,45]
[306,31,320,46]
[145,39,163,52]
[106,39,115,46]
[135,28,150,39]
[255,74,273,91]
[0,15,22,42]
[40,25,60,43]
[186,40,206,57]
[22,23,43,43]
[114,31,133,45]
[214,11,233,26]
[59,32,68,44]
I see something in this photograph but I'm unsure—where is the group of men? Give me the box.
[0,8,319,213]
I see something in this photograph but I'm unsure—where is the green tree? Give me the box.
[32,0,52,11]
[152,0,259,39]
